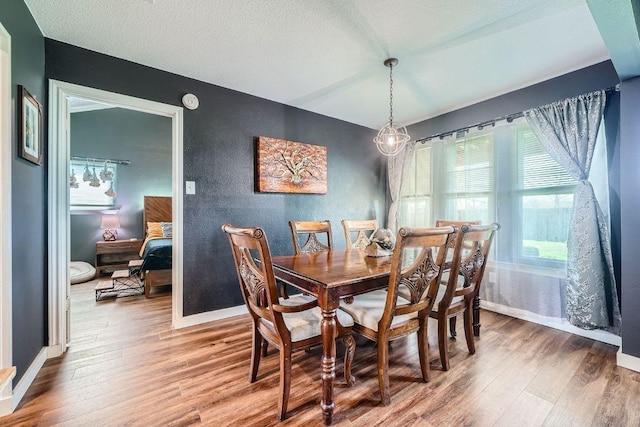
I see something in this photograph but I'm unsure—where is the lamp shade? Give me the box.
[100,215,120,229]
[100,214,120,241]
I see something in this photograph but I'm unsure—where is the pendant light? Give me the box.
[374,58,410,156]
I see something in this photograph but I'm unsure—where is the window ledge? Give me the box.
[70,207,118,215]
[488,260,565,279]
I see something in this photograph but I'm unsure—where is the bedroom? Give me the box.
[68,100,173,302]
[1,0,640,424]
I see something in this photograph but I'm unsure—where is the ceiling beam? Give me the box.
[587,0,640,81]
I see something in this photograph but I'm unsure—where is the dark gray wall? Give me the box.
[0,0,47,383]
[409,61,620,139]
[70,108,172,263]
[45,39,384,316]
[620,76,640,356]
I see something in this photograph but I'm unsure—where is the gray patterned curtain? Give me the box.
[524,90,621,332]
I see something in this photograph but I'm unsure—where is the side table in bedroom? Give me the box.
[95,239,143,276]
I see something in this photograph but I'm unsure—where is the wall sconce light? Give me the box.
[100,214,120,241]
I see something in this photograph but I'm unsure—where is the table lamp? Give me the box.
[100,214,120,241]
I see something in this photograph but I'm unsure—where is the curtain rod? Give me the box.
[415,84,620,144]
[70,156,130,165]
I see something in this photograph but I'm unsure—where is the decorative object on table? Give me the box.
[100,214,120,241]
[256,136,327,194]
[17,85,43,165]
[373,58,410,156]
[364,228,396,257]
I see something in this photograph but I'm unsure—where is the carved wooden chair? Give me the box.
[434,219,481,337]
[222,224,355,421]
[339,226,455,405]
[341,219,378,249]
[429,223,499,371]
[289,220,333,254]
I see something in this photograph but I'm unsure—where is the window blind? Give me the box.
[445,134,493,194]
[516,125,574,190]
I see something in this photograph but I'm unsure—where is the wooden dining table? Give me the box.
[271,249,393,425]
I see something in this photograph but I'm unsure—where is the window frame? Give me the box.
[400,119,576,271]
[69,159,118,210]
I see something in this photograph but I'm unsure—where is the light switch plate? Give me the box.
[185,181,196,194]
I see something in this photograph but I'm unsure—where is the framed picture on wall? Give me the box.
[18,85,43,166]
[256,136,327,194]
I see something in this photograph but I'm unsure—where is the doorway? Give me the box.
[48,81,184,356]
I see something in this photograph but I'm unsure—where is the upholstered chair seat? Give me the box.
[340,290,416,332]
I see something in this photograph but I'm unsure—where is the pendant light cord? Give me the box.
[389,63,394,127]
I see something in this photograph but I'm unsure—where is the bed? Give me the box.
[140,195,173,298]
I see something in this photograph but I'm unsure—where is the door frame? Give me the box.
[0,22,13,404]
[48,80,184,356]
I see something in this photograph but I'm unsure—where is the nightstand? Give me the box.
[95,239,143,276]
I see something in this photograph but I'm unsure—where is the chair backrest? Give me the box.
[439,223,499,309]
[435,220,481,268]
[289,220,333,254]
[222,224,289,339]
[435,220,481,227]
[380,226,456,331]
[341,219,378,249]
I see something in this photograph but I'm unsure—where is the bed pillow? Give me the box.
[161,222,173,238]
[147,222,164,238]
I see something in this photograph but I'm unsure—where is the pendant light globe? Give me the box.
[374,121,410,156]
[374,58,410,156]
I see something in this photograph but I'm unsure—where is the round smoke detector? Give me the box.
[182,93,199,110]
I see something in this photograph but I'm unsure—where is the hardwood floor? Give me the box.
[1,280,638,426]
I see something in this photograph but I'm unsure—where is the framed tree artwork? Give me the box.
[256,136,327,194]
[18,85,43,165]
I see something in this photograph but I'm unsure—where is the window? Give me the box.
[399,143,432,228]
[514,125,575,265]
[400,119,576,269]
[70,159,117,208]
[440,131,494,224]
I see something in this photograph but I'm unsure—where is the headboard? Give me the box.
[143,196,172,236]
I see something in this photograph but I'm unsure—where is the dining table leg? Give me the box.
[320,307,337,425]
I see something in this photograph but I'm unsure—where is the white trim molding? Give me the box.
[48,81,185,356]
[481,300,622,347]
[0,21,13,407]
[173,304,247,329]
[10,347,47,413]
[617,348,640,373]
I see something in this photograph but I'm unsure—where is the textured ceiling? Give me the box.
[25,0,611,129]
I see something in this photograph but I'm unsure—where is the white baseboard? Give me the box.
[617,348,640,373]
[47,343,64,359]
[173,304,248,329]
[0,394,11,417]
[481,300,622,347]
[11,346,47,411]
